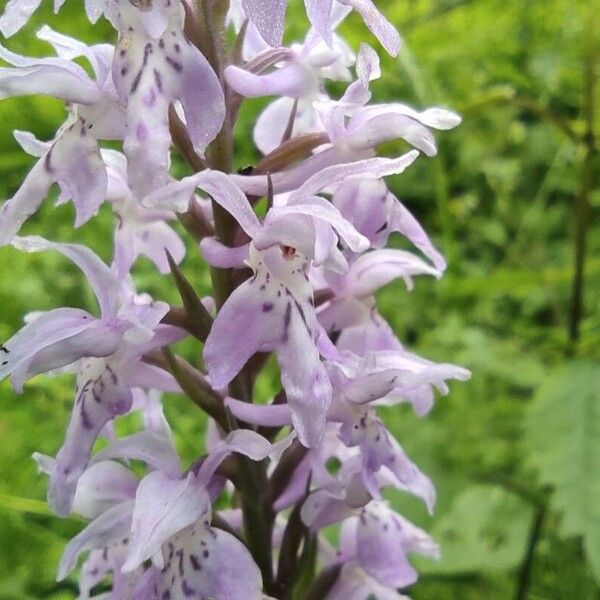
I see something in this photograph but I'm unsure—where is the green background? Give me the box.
[0,0,599,598]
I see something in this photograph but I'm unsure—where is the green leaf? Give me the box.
[526,360,600,582]
[418,484,533,574]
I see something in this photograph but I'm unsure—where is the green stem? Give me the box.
[568,25,597,346]
[513,507,545,600]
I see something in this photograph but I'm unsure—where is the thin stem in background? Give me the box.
[512,507,545,600]
[568,22,597,345]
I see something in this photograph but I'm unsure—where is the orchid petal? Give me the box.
[225,397,293,426]
[0,127,107,243]
[72,460,138,519]
[49,360,134,516]
[338,0,401,56]
[267,196,370,252]
[289,152,419,202]
[0,308,122,392]
[242,0,287,47]
[198,429,294,485]
[179,44,226,155]
[153,521,263,600]
[0,0,43,37]
[305,0,334,46]
[91,431,181,477]
[58,499,134,580]
[225,63,311,98]
[123,471,211,572]
[347,248,442,296]
[12,236,121,317]
[200,238,249,269]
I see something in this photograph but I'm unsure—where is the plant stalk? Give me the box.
[568,24,597,345]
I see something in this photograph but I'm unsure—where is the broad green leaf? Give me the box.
[526,360,600,583]
[418,484,533,574]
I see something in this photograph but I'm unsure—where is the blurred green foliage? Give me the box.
[0,0,599,598]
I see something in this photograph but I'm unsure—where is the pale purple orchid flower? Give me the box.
[145,169,370,447]
[332,177,447,269]
[326,502,439,593]
[109,0,225,197]
[38,403,292,599]
[225,12,355,154]
[2,0,470,594]
[0,28,123,244]
[103,149,185,277]
[0,235,182,515]
[316,247,443,335]
[228,360,440,512]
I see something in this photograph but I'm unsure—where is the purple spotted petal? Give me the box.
[356,503,438,588]
[151,520,263,600]
[49,359,134,516]
[277,316,332,447]
[204,273,288,388]
[0,126,107,243]
[326,562,410,600]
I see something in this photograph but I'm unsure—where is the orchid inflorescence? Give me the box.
[0,0,470,598]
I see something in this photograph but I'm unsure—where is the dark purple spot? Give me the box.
[176,549,184,576]
[80,405,93,430]
[165,56,183,72]
[181,579,196,597]
[153,68,163,92]
[174,43,180,53]
[190,554,202,571]
[202,550,209,558]
[130,70,143,93]
[282,301,292,343]
[262,302,274,313]
[158,38,165,49]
